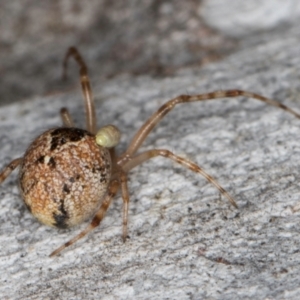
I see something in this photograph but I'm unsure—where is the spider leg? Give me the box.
[118,90,300,164]
[122,149,237,208]
[110,149,130,242]
[63,47,96,134]
[0,158,22,184]
[120,171,130,241]
[49,179,120,257]
[60,107,74,127]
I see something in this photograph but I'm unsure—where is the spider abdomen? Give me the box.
[19,127,112,228]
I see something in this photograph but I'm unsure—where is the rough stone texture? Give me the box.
[2,0,300,107]
[1,1,300,300]
[1,29,300,299]
[201,0,300,37]
[0,0,236,106]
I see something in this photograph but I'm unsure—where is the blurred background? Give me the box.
[0,0,300,106]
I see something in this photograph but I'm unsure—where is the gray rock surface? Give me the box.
[201,0,300,37]
[0,1,235,106]
[1,26,300,299]
[2,1,300,299]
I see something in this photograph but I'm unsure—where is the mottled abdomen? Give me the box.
[19,128,111,228]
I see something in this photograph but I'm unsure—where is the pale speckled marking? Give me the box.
[19,127,111,228]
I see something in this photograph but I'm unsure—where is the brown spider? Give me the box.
[0,47,299,257]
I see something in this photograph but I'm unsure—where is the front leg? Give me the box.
[0,158,22,184]
[122,149,237,208]
[120,171,130,242]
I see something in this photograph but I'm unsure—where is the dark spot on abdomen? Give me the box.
[50,127,92,150]
[36,156,45,164]
[53,199,69,229]
[48,157,56,168]
[63,184,70,194]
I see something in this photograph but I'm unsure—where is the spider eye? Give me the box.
[95,125,121,148]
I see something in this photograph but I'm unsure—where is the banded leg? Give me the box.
[63,47,96,134]
[120,172,130,241]
[119,90,300,164]
[60,108,74,127]
[49,179,120,257]
[0,158,22,184]
[122,149,237,208]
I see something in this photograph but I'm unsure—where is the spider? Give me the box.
[0,47,299,257]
